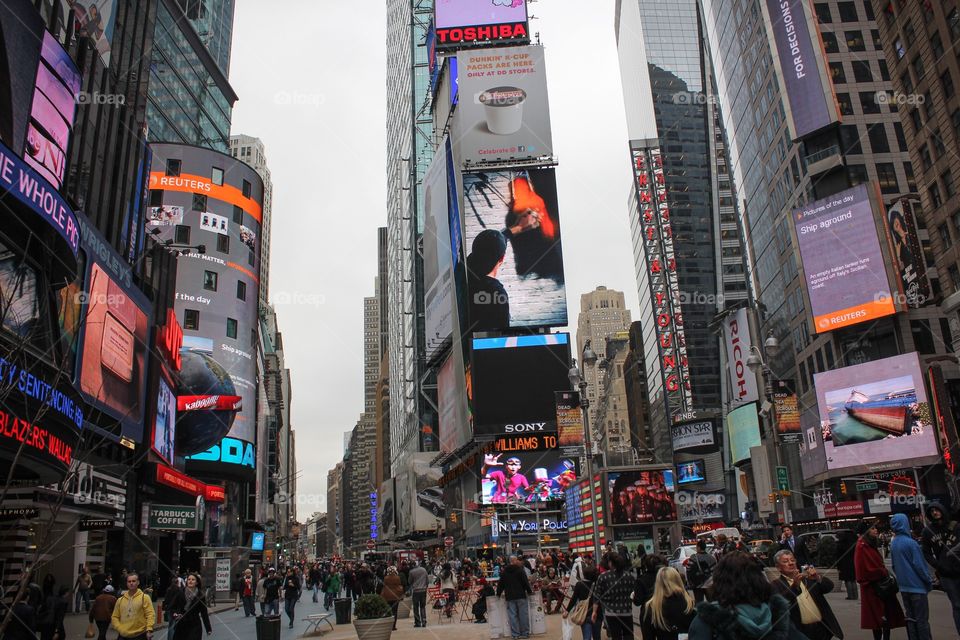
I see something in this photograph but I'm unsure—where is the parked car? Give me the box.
[748,539,777,566]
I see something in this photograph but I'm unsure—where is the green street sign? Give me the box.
[148,504,199,530]
[856,481,878,492]
[776,466,790,491]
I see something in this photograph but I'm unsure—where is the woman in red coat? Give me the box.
[854,521,904,640]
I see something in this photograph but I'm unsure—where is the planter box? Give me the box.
[353,616,394,640]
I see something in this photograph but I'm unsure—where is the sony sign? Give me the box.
[503,422,548,433]
[723,308,759,407]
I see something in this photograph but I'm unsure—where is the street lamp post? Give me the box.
[568,341,603,556]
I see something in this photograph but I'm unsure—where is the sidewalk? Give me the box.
[63,600,238,639]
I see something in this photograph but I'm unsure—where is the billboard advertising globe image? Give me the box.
[463,169,566,331]
[175,337,237,456]
[814,352,940,472]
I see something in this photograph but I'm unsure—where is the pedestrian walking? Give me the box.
[498,556,533,639]
[380,566,404,630]
[89,585,117,640]
[890,513,932,640]
[238,569,255,617]
[323,569,340,611]
[439,562,458,618]
[282,567,301,628]
[770,549,842,640]
[688,551,805,640]
[685,541,716,604]
[639,567,694,640]
[592,551,635,640]
[174,574,212,640]
[408,561,429,628]
[75,566,93,613]
[563,564,600,640]
[920,500,960,635]
[836,530,859,600]
[261,567,282,617]
[855,520,905,640]
[111,573,155,640]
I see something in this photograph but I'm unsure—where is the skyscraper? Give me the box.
[230,134,274,307]
[173,0,236,74]
[576,286,632,427]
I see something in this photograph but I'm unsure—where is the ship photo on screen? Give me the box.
[823,375,923,445]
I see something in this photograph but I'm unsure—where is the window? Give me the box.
[192,193,207,212]
[836,92,854,115]
[911,320,937,354]
[825,341,835,369]
[840,124,863,154]
[871,29,881,49]
[909,108,922,134]
[950,9,960,40]
[217,234,230,253]
[242,179,252,198]
[876,162,899,193]
[184,309,199,330]
[859,91,880,114]
[248,249,255,266]
[924,92,935,120]
[814,3,832,23]
[920,143,932,170]
[953,109,960,139]
[848,164,868,185]
[226,318,238,339]
[901,71,914,95]
[933,31,944,59]
[894,123,907,151]
[211,167,224,186]
[822,32,839,53]
[868,124,890,153]
[944,169,956,198]
[944,71,957,98]
[894,39,905,59]
[829,62,846,84]
[233,205,243,224]
[931,184,944,209]
[941,318,955,351]
[951,265,960,293]
[837,1,857,21]
[175,224,190,244]
[149,189,164,207]
[911,55,925,80]
[953,211,960,237]
[863,0,874,21]
[845,30,865,51]
[933,131,946,158]
[203,270,218,291]
[905,162,917,191]
[878,59,890,82]
[852,60,872,82]
[903,19,916,45]
[237,280,247,301]
[165,159,181,176]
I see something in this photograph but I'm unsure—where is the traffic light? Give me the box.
[840,481,847,494]
[768,492,776,503]
[450,512,458,523]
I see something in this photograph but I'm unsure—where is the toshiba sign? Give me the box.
[434,0,529,51]
[723,308,759,407]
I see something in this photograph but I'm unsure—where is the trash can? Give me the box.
[334,598,352,624]
[255,615,282,640]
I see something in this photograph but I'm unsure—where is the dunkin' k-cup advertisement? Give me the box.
[454,44,553,165]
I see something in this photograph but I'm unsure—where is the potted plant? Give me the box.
[353,594,394,640]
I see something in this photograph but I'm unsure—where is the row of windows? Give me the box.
[838,122,905,155]
[821,28,881,53]
[829,58,890,85]
[164,158,252,197]
[170,224,256,265]
[845,161,914,194]
[183,309,254,345]
[814,1,873,24]
[201,269,247,300]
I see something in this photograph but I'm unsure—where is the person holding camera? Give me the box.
[770,549,841,640]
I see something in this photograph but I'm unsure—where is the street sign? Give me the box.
[444,536,454,548]
[366,539,375,551]
[856,481,878,492]
[776,466,790,492]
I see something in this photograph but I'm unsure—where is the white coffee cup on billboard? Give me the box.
[479,87,527,135]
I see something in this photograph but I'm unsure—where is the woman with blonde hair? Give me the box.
[640,567,695,640]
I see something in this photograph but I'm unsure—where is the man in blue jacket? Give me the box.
[891,513,932,640]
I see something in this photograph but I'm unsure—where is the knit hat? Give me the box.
[857,519,876,536]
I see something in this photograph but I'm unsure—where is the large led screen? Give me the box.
[471,333,571,437]
[434,0,529,50]
[463,169,566,331]
[886,198,930,308]
[727,402,761,466]
[677,459,706,485]
[152,376,177,464]
[455,45,551,164]
[607,469,677,525]
[814,352,939,472]
[438,350,471,454]
[77,216,151,442]
[70,0,119,67]
[793,184,895,333]
[479,434,578,505]
[424,140,454,360]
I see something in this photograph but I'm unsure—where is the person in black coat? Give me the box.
[777,526,812,567]
[174,573,211,640]
[633,555,667,607]
[770,549,843,640]
[836,530,858,600]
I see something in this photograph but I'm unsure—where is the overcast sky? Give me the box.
[228,0,642,517]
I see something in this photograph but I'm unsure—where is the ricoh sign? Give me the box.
[723,308,758,407]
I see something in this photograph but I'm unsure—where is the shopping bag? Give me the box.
[561,617,574,640]
[85,623,96,639]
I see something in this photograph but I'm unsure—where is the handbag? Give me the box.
[874,574,899,599]
[569,583,593,626]
[85,623,96,639]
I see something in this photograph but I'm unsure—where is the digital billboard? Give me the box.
[152,376,177,464]
[439,349,471,454]
[885,198,930,308]
[70,0,119,67]
[479,434,578,505]
[434,0,529,50]
[670,418,718,454]
[793,184,896,333]
[424,139,454,360]
[555,391,584,455]
[727,402,761,466]
[814,352,940,472]
[607,469,677,526]
[76,215,152,442]
[463,169,566,331]
[250,531,265,551]
[455,45,552,164]
[773,379,801,444]
[471,333,571,437]
[147,205,184,227]
[677,459,706,485]
[761,0,839,139]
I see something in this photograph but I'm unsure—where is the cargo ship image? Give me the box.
[843,388,913,435]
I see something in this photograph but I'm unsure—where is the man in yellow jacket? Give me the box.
[111,574,155,640]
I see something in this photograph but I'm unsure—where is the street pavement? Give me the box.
[60,588,958,639]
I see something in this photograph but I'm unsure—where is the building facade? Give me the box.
[576,287,632,428]
[230,135,273,307]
